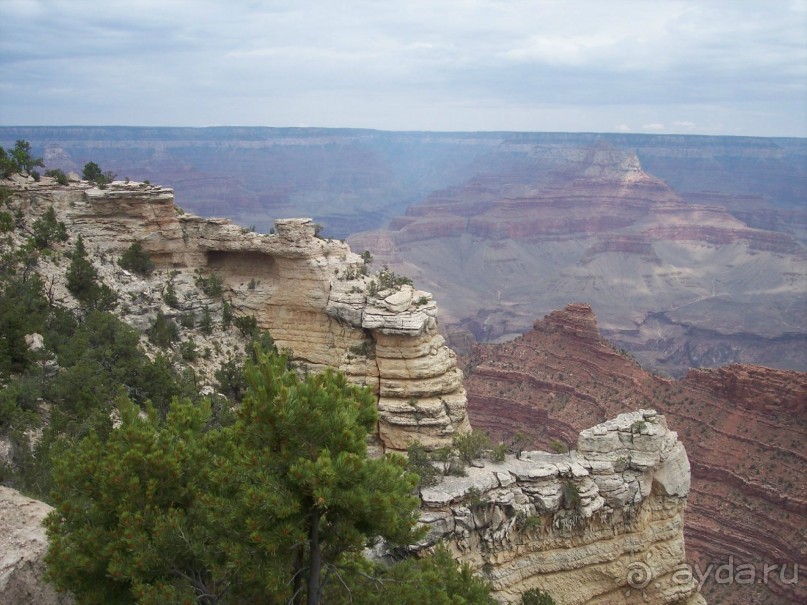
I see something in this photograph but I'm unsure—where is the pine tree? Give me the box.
[44,347,432,605]
[45,397,220,605]
[221,348,421,605]
[66,235,116,311]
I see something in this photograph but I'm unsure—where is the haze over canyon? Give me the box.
[2,126,805,376]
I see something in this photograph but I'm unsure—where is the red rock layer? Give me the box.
[463,304,807,605]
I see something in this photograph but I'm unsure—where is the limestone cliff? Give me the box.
[416,410,704,605]
[10,177,470,451]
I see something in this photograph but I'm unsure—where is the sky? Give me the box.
[1,0,805,137]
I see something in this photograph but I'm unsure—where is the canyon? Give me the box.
[3,127,803,376]
[1,125,804,601]
[349,142,806,377]
[0,175,706,604]
[463,303,806,605]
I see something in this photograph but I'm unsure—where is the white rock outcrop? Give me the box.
[0,487,72,605]
[415,411,705,605]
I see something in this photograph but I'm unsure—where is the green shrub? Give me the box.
[453,429,490,465]
[162,281,179,308]
[491,442,508,463]
[521,588,557,605]
[377,266,413,290]
[549,439,568,454]
[31,207,67,250]
[406,441,440,488]
[195,271,224,297]
[199,305,213,335]
[82,161,115,188]
[148,311,179,348]
[233,314,258,337]
[66,235,116,311]
[45,169,69,185]
[180,340,197,361]
[221,300,233,329]
[215,356,245,401]
[118,241,155,276]
[0,210,13,233]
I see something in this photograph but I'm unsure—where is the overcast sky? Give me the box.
[1,0,805,136]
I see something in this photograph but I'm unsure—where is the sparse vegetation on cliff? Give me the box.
[66,235,116,311]
[195,269,224,298]
[0,140,44,178]
[521,588,557,605]
[118,241,155,276]
[81,161,116,189]
[43,346,495,605]
[44,168,69,185]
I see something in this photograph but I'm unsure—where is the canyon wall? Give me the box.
[1,176,705,604]
[348,144,806,376]
[4,127,804,374]
[464,304,806,604]
[15,177,470,452]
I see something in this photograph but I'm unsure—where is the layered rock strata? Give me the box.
[14,179,471,451]
[3,177,709,604]
[417,411,704,605]
[465,304,806,605]
[348,144,806,375]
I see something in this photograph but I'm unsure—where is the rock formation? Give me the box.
[0,487,72,605]
[464,304,806,604]
[416,410,705,604]
[348,143,807,376]
[11,178,471,452]
[1,176,706,604]
[5,127,805,372]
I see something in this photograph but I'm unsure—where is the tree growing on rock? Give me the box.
[66,235,116,311]
[44,347,462,605]
[82,161,116,188]
[0,140,44,177]
[118,241,155,276]
[227,348,421,604]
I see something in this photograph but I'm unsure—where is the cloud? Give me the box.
[0,0,804,135]
[672,121,697,131]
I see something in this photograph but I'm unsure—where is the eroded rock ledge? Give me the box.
[414,410,705,605]
[23,180,471,451]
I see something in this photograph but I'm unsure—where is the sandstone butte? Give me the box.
[464,303,806,605]
[0,175,705,605]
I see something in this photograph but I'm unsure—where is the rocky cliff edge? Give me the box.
[415,410,704,604]
[15,177,471,451]
[1,176,703,604]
